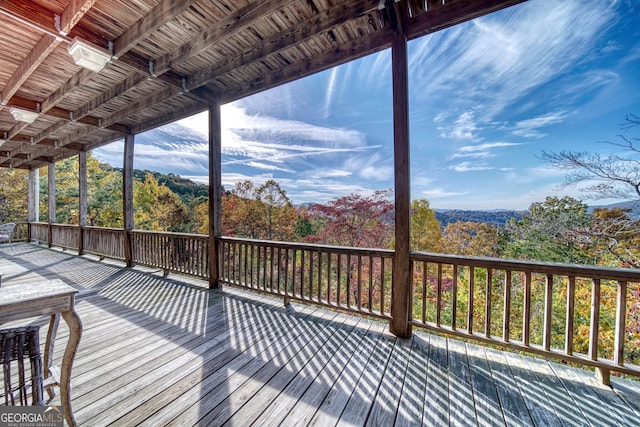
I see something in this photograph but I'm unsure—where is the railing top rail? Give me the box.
[411,250,640,282]
[82,226,124,232]
[218,236,395,257]
[129,229,208,240]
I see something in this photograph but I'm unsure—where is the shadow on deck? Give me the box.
[1,243,639,426]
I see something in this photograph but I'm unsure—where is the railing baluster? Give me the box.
[452,264,458,331]
[589,278,601,361]
[327,252,332,304]
[357,255,362,311]
[318,251,323,303]
[300,250,305,299]
[337,253,342,307]
[543,273,553,351]
[346,254,352,308]
[467,267,475,334]
[421,261,427,324]
[503,270,511,342]
[436,263,442,327]
[380,257,385,315]
[523,271,531,347]
[565,276,575,356]
[485,268,492,338]
[368,256,374,313]
[614,281,627,366]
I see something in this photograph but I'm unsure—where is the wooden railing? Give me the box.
[17,223,640,380]
[130,230,209,278]
[83,226,125,260]
[51,224,81,250]
[30,222,49,243]
[410,251,640,379]
[218,237,394,320]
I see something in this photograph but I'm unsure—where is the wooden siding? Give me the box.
[1,243,639,426]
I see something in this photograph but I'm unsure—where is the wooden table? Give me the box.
[0,279,82,426]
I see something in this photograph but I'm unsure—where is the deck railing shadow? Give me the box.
[2,243,639,425]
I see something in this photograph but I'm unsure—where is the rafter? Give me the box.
[58,0,98,35]
[0,34,59,106]
[187,0,381,91]
[112,0,199,58]
[153,0,290,76]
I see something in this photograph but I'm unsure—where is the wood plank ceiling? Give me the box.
[0,0,525,170]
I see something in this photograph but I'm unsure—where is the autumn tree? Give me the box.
[134,172,188,232]
[0,168,28,222]
[307,190,394,248]
[410,198,442,252]
[256,180,295,240]
[441,221,499,257]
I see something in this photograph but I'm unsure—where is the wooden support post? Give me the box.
[389,30,412,338]
[78,151,87,254]
[48,163,55,247]
[123,134,134,267]
[28,168,39,223]
[208,102,222,289]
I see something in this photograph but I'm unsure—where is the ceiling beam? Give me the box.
[187,0,381,92]
[405,0,528,40]
[218,27,395,104]
[58,0,98,35]
[0,34,59,106]
[153,0,291,76]
[112,0,199,58]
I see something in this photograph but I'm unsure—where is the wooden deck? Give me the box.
[1,243,639,426]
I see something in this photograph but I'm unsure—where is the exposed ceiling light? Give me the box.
[10,107,40,123]
[67,38,112,72]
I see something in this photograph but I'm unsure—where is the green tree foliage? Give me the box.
[134,172,188,232]
[440,221,499,257]
[0,168,28,222]
[502,196,594,263]
[410,199,442,252]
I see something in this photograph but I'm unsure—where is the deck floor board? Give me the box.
[1,243,639,426]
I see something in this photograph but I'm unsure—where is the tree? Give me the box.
[134,173,188,232]
[256,180,293,240]
[410,198,442,252]
[503,196,593,264]
[0,168,28,222]
[541,114,640,201]
[441,221,499,257]
[307,190,394,248]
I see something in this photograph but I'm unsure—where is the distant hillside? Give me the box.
[435,209,525,228]
[588,200,640,219]
[110,167,209,202]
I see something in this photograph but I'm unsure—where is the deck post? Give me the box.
[48,163,55,247]
[389,18,412,338]
[123,134,135,267]
[78,151,87,254]
[208,102,222,289]
[28,167,40,234]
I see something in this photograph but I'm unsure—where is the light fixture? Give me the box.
[10,107,40,124]
[67,38,112,72]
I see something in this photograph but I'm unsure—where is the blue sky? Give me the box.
[95,0,640,210]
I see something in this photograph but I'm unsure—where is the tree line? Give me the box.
[1,151,640,269]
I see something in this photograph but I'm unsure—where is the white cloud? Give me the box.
[511,111,571,138]
[438,111,482,141]
[421,188,469,199]
[452,141,523,158]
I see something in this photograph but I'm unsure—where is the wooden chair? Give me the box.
[0,326,45,406]
[0,223,16,249]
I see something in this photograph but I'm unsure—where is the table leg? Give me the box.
[60,309,82,427]
[44,313,60,399]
